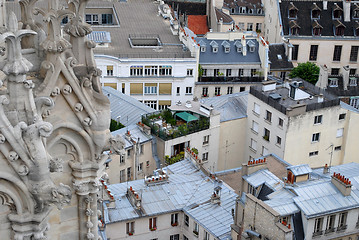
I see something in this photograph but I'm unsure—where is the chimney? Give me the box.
[241,35,247,56]
[316,65,329,89]
[262,81,276,92]
[343,0,351,22]
[323,1,328,10]
[240,158,267,194]
[318,93,324,103]
[331,172,352,196]
[323,164,329,174]
[127,186,142,210]
[211,180,222,204]
[342,65,350,90]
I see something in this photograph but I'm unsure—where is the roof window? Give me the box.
[221,41,230,53]
[333,3,343,19]
[311,3,321,19]
[288,2,298,18]
[210,41,219,53]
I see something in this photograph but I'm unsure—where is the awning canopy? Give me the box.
[175,112,198,122]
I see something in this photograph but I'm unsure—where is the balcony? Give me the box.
[142,110,210,141]
[312,230,323,238]
[324,228,335,234]
[198,76,264,83]
[337,225,347,232]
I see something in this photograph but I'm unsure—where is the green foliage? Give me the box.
[191,148,198,154]
[110,119,125,132]
[165,152,185,165]
[198,64,204,77]
[289,62,320,84]
[178,125,188,135]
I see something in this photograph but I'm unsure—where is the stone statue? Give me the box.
[0,0,111,239]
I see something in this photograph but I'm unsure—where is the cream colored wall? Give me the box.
[262,0,282,43]
[231,15,264,31]
[290,39,359,70]
[217,118,247,170]
[341,110,359,165]
[194,83,256,99]
[284,106,347,168]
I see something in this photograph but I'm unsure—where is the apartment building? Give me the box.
[100,158,237,240]
[107,123,157,184]
[191,31,269,99]
[201,92,248,171]
[246,80,359,168]
[86,0,197,110]
[265,0,359,73]
[231,158,359,240]
[142,100,221,172]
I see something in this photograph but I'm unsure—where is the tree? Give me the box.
[289,62,320,84]
[110,119,125,132]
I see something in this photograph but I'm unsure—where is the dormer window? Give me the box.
[288,3,298,18]
[240,7,246,14]
[231,8,235,14]
[311,3,321,19]
[353,5,359,18]
[221,41,230,53]
[312,20,323,36]
[334,20,345,36]
[349,77,357,86]
[329,77,338,87]
[333,4,343,19]
[248,8,254,14]
[201,46,206,52]
[289,20,300,35]
[235,40,243,53]
[355,22,359,36]
[257,9,263,15]
[247,40,256,52]
[210,40,219,53]
[198,40,206,52]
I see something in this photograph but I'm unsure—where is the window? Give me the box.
[253,103,260,115]
[184,214,189,226]
[126,221,135,235]
[215,87,221,96]
[204,231,210,240]
[313,217,323,235]
[187,69,193,76]
[256,23,262,32]
[144,101,157,110]
[312,10,320,19]
[265,110,272,122]
[291,27,299,35]
[193,222,199,236]
[185,87,192,94]
[263,128,270,141]
[177,87,180,95]
[144,66,158,76]
[314,115,322,124]
[149,217,157,230]
[238,22,245,31]
[313,27,322,36]
[309,151,319,156]
[309,45,318,61]
[276,136,282,146]
[262,146,268,156]
[312,133,320,142]
[130,66,143,76]
[240,87,245,92]
[226,69,232,76]
[336,128,344,138]
[120,154,125,163]
[350,68,357,76]
[251,69,256,77]
[102,14,113,24]
[354,9,359,18]
[335,146,342,151]
[202,69,207,76]
[106,65,113,76]
[201,46,206,52]
[238,69,244,76]
[183,235,189,240]
[350,46,359,62]
[333,45,342,61]
[292,44,299,61]
[250,139,257,151]
[335,26,345,36]
[214,69,220,76]
[333,9,342,19]
[278,117,284,127]
[120,169,125,182]
[202,152,208,161]
[127,167,131,181]
[326,215,336,232]
[159,66,172,76]
[146,160,150,167]
[202,87,208,97]
[247,23,253,31]
[127,149,131,158]
[227,86,233,94]
[203,135,209,145]
[338,212,348,230]
[170,234,179,240]
[339,113,346,120]
[85,14,99,25]
[212,46,218,53]
[289,9,297,18]
[144,86,157,94]
[137,163,143,172]
[171,213,178,226]
[331,68,340,76]
[252,120,259,133]
[248,184,256,195]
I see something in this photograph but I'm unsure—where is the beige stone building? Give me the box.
[246,80,359,168]
[106,124,157,185]
[101,158,237,240]
[230,157,359,240]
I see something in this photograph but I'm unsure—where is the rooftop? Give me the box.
[200,92,248,122]
[268,43,294,71]
[187,15,209,35]
[103,86,155,126]
[111,124,152,150]
[104,159,237,240]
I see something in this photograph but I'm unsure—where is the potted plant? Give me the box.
[128,232,133,236]
[150,227,157,231]
[171,222,178,227]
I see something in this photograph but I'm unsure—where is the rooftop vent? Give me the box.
[145,169,169,185]
[331,172,352,196]
[269,93,281,101]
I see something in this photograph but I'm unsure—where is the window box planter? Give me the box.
[193,230,199,237]
[128,232,134,236]
[150,227,157,231]
[171,222,178,227]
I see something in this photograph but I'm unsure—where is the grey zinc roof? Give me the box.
[243,169,283,190]
[103,87,155,126]
[196,38,261,64]
[105,159,237,240]
[111,124,152,149]
[261,162,359,219]
[287,164,312,176]
[200,92,248,122]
